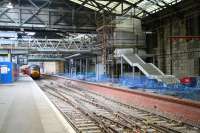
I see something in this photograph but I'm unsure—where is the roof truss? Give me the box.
[69,0,182,19]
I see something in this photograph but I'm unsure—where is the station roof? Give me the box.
[69,0,182,18]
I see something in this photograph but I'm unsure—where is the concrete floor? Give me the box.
[0,76,75,133]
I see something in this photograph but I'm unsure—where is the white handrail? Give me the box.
[119,53,179,85]
[148,63,164,75]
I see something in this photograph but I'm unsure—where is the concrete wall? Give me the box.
[142,0,200,77]
[43,61,64,74]
[113,17,144,47]
[115,16,142,33]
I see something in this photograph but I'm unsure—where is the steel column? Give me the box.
[75,59,77,76]
[132,66,135,78]
[80,59,82,74]
[121,57,123,77]
[86,58,88,77]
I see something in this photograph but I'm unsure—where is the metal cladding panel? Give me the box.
[0,62,18,84]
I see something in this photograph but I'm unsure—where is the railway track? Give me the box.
[37,79,200,133]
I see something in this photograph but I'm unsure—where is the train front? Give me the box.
[29,65,40,79]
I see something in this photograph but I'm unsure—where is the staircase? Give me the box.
[121,53,179,85]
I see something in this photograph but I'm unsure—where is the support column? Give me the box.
[132,66,135,78]
[121,57,123,77]
[68,61,70,74]
[75,59,77,76]
[70,60,72,76]
[169,20,173,75]
[8,50,12,62]
[95,56,99,80]
[86,58,88,77]
[108,63,109,77]
[80,59,82,74]
[115,61,117,78]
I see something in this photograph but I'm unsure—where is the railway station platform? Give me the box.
[0,76,75,133]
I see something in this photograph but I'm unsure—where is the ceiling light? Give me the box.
[26,32,35,36]
[145,31,153,34]
[7,2,13,9]
[65,53,81,59]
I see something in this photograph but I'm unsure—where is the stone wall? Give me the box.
[143,0,200,77]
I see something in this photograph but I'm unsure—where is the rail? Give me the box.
[47,75,200,126]
[36,77,200,133]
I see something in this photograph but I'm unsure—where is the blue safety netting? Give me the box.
[118,76,200,101]
[57,72,200,101]
[119,76,165,89]
[59,72,97,81]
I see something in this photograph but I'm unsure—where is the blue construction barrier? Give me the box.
[119,76,166,89]
[58,72,200,101]
[0,62,19,84]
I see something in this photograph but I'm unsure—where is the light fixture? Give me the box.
[7,2,13,9]
[65,53,81,59]
[26,32,36,36]
[145,31,153,34]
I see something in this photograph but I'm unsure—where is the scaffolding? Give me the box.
[96,15,146,79]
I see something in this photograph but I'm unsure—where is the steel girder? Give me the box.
[28,54,66,61]
[0,0,97,32]
[0,0,181,32]
[0,37,97,53]
[0,37,97,61]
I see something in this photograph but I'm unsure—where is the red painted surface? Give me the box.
[168,36,200,39]
[180,77,192,84]
[52,76,200,125]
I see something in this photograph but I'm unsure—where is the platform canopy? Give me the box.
[69,0,182,19]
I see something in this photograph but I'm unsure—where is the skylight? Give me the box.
[69,0,182,19]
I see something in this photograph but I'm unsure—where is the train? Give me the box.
[21,64,40,79]
[29,65,40,79]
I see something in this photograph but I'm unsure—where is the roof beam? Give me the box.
[121,0,152,17]
[146,0,164,8]
[76,0,89,11]
[97,0,112,13]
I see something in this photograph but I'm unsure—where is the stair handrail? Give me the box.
[132,63,150,76]
[134,54,146,64]
[148,63,165,75]
[118,53,180,84]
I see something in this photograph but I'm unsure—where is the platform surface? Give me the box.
[0,76,75,133]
